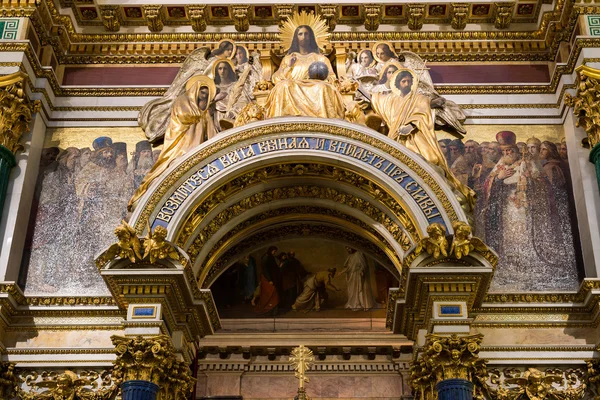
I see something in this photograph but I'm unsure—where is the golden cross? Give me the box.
[289,345,314,389]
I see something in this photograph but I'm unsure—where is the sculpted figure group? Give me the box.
[132,11,473,211]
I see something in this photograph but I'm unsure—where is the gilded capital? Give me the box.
[364,4,382,31]
[410,334,487,400]
[187,6,208,32]
[99,5,121,32]
[0,71,39,156]
[111,335,195,400]
[144,5,164,33]
[493,2,514,29]
[232,5,250,32]
[407,4,426,31]
[451,3,469,30]
[566,65,600,149]
[319,5,338,32]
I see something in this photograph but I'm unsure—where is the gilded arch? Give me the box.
[129,118,469,286]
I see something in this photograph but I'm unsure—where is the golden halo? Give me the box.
[213,39,236,60]
[211,58,237,79]
[357,49,377,68]
[280,10,330,51]
[378,60,404,82]
[185,75,216,103]
[372,41,397,63]
[390,69,419,96]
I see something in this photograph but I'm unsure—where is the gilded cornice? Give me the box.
[4,0,578,63]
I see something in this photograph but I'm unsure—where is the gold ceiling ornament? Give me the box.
[280,10,330,51]
[289,345,315,400]
[410,334,488,400]
[111,335,195,400]
[485,367,587,400]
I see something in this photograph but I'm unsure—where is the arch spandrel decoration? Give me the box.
[129,118,469,285]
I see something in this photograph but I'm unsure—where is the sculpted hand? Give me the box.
[398,124,415,136]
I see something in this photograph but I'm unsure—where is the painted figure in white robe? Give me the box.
[339,247,374,311]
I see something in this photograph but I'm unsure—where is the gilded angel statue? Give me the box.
[104,221,143,264]
[143,225,180,264]
[450,221,489,259]
[415,223,449,259]
[138,39,236,143]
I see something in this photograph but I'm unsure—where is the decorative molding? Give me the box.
[407,4,426,31]
[319,4,338,32]
[186,5,208,32]
[16,368,117,400]
[99,5,120,32]
[232,5,250,33]
[493,2,514,29]
[143,5,164,33]
[450,3,469,30]
[364,4,382,31]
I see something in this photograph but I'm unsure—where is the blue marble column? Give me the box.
[121,380,160,400]
[0,144,16,218]
[436,378,474,400]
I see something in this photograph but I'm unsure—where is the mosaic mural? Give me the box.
[20,127,159,295]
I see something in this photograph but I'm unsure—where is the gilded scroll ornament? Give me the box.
[0,71,39,155]
[364,4,382,31]
[565,65,600,149]
[485,367,586,400]
[144,5,164,33]
[450,221,489,259]
[187,6,208,32]
[232,5,250,32]
[588,350,600,400]
[493,3,514,29]
[407,4,426,31]
[111,335,195,400]
[410,334,488,400]
[415,223,448,259]
[99,6,120,32]
[450,3,469,30]
[16,369,117,400]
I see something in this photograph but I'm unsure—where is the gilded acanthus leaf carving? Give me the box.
[0,72,39,156]
[566,65,600,149]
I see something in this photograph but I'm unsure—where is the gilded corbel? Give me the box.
[407,4,426,31]
[187,5,207,32]
[0,362,16,400]
[232,5,250,33]
[275,5,295,26]
[99,5,121,32]
[493,2,514,29]
[364,4,382,31]
[144,5,164,33]
[450,3,469,30]
[318,4,338,32]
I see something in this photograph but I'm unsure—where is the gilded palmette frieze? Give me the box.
[0,71,40,156]
[111,335,195,399]
[410,334,488,400]
[16,369,118,400]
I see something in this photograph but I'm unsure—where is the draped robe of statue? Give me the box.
[372,89,474,206]
[129,80,217,208]
[342,251,374,310]
[264,52,346,119]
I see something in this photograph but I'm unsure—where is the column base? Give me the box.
[121,380,160,400]
[435,378,474,400]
